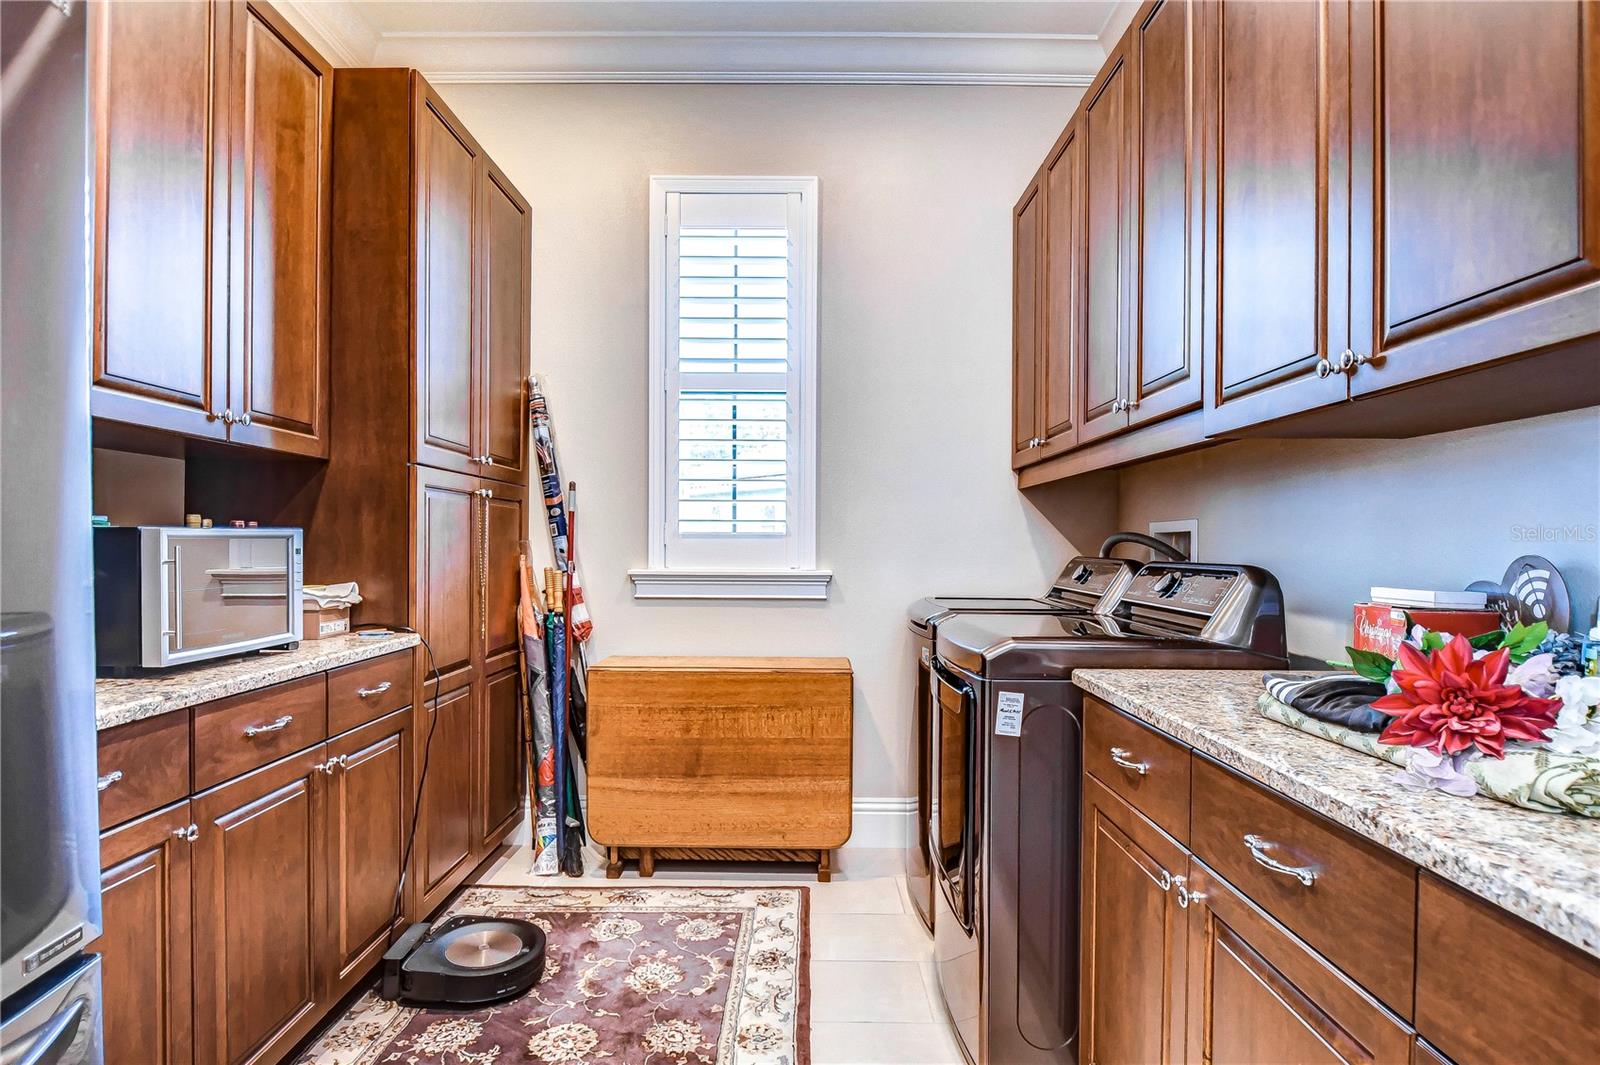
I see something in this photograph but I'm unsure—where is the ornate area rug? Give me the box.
[298,885,810,1065]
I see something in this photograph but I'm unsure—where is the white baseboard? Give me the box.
[846,797,918,850]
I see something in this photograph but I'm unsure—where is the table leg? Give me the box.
[817,849,831,883]
[639,847,656,878]
[605,846,622,879]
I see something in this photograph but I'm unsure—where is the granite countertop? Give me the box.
[95,631,420,731]
[1073,667,1600,960]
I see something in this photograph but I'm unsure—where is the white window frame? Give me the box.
[631,175,829,601]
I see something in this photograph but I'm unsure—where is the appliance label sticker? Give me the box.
[995,691,1024,737]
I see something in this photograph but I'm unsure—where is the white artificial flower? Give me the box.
[1507,652,1559,698]
[1543,675,1600,757]
[1393,748,1478,797]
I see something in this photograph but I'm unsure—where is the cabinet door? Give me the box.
[1038,125,1082,458]
[479,161,530,483]
[477,665,524,854]
[1081,776,1187,1065]
[1348,0,1600,395]
[89,0,228,438]
[479,480,528,674]
[418,684,476,914]
[99,801,194,1065]
[1077,34,1135,444]
[1184,863,1413,1065]
[192,747,327,1065]
[414,82,481,476]
[1129,0,1203,427]
[414,465,479,695]
[1011,175,1044,468]
[1200,0,1351,435]
[325,707,411,1002]
[225,0,332,457]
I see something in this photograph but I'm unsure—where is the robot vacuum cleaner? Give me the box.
[380,915,547,1006]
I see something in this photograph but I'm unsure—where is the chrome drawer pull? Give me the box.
[96,770,124,792]
[357,681,392,699]
[172,824,199,843]
[243,714,293,737]
[1109,746,1149,775]
[1243,833,1317,886]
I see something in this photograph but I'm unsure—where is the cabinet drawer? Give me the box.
[1191,755,1417,1017]
[1416,873,1600,1065]
[97,712,191,830]
[1084,698,1191,844]
[192,675,327,790]
[328,650,414,735]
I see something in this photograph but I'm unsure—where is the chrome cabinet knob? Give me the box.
[220,408,236,425]
[172,823,199,843]
[238,412,252,427]
[96,770,123,792]
[1315,358,1334,379]
[1337,349,1357,374]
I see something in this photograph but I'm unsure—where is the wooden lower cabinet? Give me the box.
[419,683,477,913]
[1183,863,1413,1065]
[98,801,195,1065]
[1081,776,1187,1065]
[478,666,524,852]
[324,707,412,1003]
[192,746,328,1065]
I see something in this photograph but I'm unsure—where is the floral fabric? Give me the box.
[299,886,809,1065]
[1259,693,1600,818]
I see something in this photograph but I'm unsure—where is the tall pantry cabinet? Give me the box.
[308,68,531,915]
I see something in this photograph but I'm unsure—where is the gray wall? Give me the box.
[438,82,1113,803]
[1117,407,1600,660]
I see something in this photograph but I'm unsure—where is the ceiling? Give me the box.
[279,0,1141,85]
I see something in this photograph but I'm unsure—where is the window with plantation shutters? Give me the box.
[638,177,824,597]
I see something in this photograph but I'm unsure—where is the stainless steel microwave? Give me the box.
[93,526,304,674]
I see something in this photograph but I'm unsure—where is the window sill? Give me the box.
[627,568,833,601]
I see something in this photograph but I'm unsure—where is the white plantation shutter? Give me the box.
[648,179,817,574]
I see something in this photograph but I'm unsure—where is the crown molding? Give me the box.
[422,69,1096,86]
[272,4,1113,85]
[387,29,1106,85]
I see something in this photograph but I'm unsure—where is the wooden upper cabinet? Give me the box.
[226,0,332,457]
[1077,33,1135,445]
[1012,175,1044,467]
[98,801,195,1065]
[1183,862,1413,1065]
[1348,0,1600,395]
[415,85,482,476]
[1200,0,1352,435]
[1129,0,1202,427]
[1081,776,1188,1065]
[90,0,228,439]
[479,161,531,483]
[1039,126,1082,458]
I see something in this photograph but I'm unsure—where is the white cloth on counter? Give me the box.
[303,582,362,608]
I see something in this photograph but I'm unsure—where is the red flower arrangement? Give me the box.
[1372,635,1561,758]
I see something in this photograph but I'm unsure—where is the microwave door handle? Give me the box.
[161,554,179,652]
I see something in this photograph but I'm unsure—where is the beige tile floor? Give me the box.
[474,844,965,1065]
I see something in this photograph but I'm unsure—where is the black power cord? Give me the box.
[351,624,443,947]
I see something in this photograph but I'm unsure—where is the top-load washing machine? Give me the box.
[928,561,1289,1065]
[903,534,1185,931]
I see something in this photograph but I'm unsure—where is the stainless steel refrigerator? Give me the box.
[1,1,105,1062]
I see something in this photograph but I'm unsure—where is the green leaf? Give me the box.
[1501,620,1548,663]
[1420,630,1446,653]
[1345,647,1396,682]
[1469,630,1506,651]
